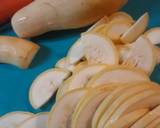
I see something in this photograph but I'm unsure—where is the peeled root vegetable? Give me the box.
[0,0,32,24]
[11,0,128,37]
[0,36,39,69]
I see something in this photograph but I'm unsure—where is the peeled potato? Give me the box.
[144,27,160,45]
[105,109,149,128]
[0,112,33,128]
[0,36,39,69]
[131,105,160,128]
[82,33,119,65]
[86,66,149,87]
[121,12,149,44]
[29,68,71,109]
[48,89,88,128]
[11,0,127,37]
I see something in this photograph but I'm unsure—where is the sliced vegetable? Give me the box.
[0,112,33,128]
[105,19,132,43]
[55,57,75,72]
[105,89,160,127]
[122,36,157,74]
[87,66,149,87]
[131,105,160,128]
[67,16,109,65]
[144,27,160,44]
[62,64,107,95]
[29,68,71,109]
[71,89,110,128]
[56,77,72,101]
[97,84,153,128]
[92,85,129,128]
[18,113,48,128]
[146,117,160,128]
[109,11,134,23]
[48,89,88,128]
[120,12,149,43]
[105,109,148,128]
[82,33,119,65]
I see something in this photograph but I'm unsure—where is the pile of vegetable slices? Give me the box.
[1,11,160,128]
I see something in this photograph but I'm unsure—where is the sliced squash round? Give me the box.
[87,66,149,87]
[81,33,119,65]
[64,64,107,94]
[105,88,160,127]
[105,109,148,128]
[97,84,153,128]
[29,68,71,109]
[18,113,48,128]
[48,89,88,128]
[0,112,33,128]
[144,27,160,45]
[131,105,160,128]
[67,16,109,64]
[120,12,149,44]
[55,57,75,72]
[109,11,134,23]
[146,117,160,128]
[105,19,132,43]
[71,89,111,128]
[122,36,157,74]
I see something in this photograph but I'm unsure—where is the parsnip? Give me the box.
[11,0,128,37]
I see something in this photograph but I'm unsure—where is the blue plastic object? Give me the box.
[0,0,160,115]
